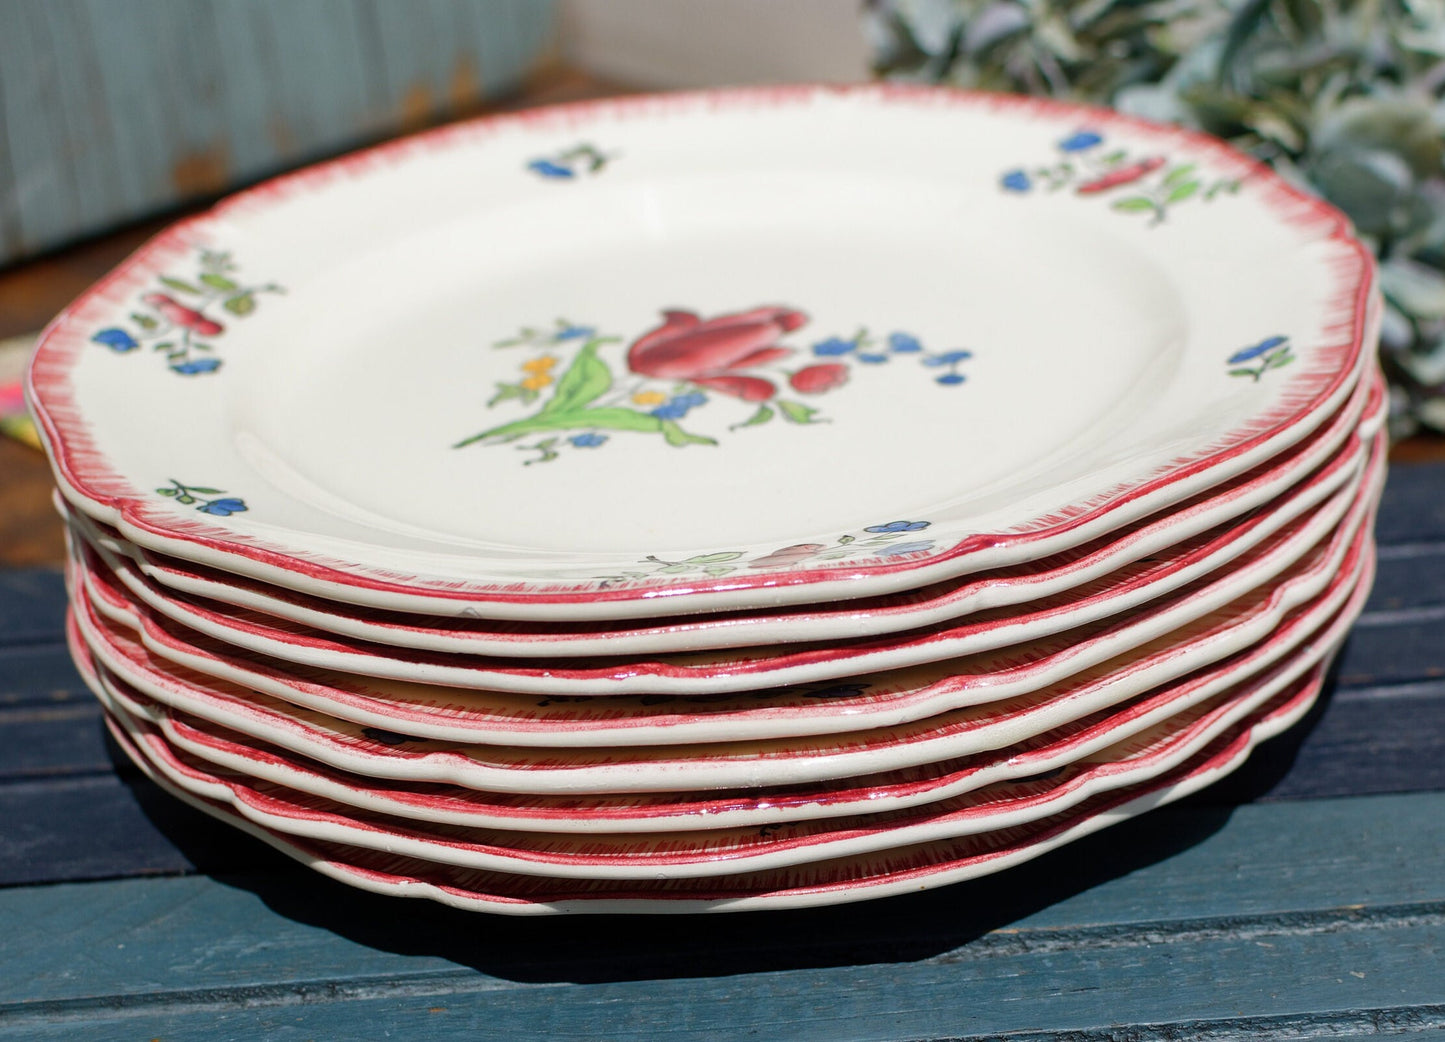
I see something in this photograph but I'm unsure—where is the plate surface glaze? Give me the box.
[28,86,1377,618]
[81,376,1382,656]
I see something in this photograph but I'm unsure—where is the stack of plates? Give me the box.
[27,86,1384,914]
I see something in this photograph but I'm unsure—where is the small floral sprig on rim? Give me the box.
[594,520,935,586]
[527,144,615,180]
[812,329,971,386]
[1228,335,1295,382]
[1000,130,1239,226]
[156,479,247,517]
[457,309,974,465]
[91,251,282,375]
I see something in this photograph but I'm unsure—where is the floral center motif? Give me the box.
[91,251,281,375]
[1000,129,1240,225]
[453,307,973,465]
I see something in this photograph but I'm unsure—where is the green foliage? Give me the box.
[777,399,825,424]
[868,0,1445,435]
[542,342,612,415]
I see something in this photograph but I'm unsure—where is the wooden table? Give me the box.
[4,81,1445,1041]
[4,461,1445,1039]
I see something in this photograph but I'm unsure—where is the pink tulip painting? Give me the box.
[627,307,808,402]
[455,307,974,464]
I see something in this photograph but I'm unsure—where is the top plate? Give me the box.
[27,85,1376,620]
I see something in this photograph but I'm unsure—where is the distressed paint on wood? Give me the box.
[2,792,1445,1039]
[0,0,557,263]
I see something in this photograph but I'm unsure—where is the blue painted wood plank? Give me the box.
[0,645,84,707]
[0,700,104,781]
[1335,617,1445,688]
[1365,542,1445,609]
[0,568,65,648]
[0,0,556,262]
[1198,680,1445,802]
[0,3,78,257]
[0,771,285,887]
[1375,463,1445,545]
[206,0,381,168]
[2,792,1445,1041]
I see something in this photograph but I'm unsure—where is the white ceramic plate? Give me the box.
[101,653,1337,880]
[81,555,1369,839]
[82,373,1381,657]
[67,420,1379,743]
[65,412,1378,697]
[29,85,1377,620]
[102,671,1333,912]
[72,477,1378,794]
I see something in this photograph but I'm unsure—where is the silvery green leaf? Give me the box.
[1395,26,1445,58]
[1381,257,1445,320]
[1114,82,1193,124]
[1401,332,1445,387]
[1380,300,1418,354]
[964,1,1030,53]
[1417,395,1445,433]
[1388,382,1419,435]
[1032,11,1082,61]
[1314,95,1444,178]
[895,0,964,56]
[1308,147,1414,235]
[1389,337,1445,388]
[1241,102,1304,151]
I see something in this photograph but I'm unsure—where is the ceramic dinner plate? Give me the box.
[72,475,1378,794]
[78,555,1369,837]
[67,424,1381,744]
[86,375,1381,657]
[65,414,1379,698]
[102,672,1334,912]
[100,653,1336,880]
[29,85,1378,621]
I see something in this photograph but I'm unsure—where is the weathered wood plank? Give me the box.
[0,645,84,707]
[1222,681,1445,802]
[0,771,282,887]
[1374,464,1445,545]
[0,789,1436,1000]
[0,569,65,648]
[2,792,1444,1041]
[0,0,557,263]
[0,700,104,781]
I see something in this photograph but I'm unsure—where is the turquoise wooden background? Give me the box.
[0,0,558,265]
